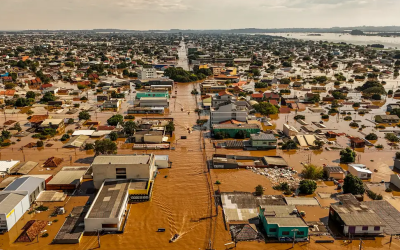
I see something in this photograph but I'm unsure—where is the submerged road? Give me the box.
[177,38,189,71]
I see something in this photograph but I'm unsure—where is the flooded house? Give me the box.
[329,194,384,236]
[348,164,372,179]
[375,115,400,123]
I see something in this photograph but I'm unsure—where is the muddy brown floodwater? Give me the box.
[2,83,400,249]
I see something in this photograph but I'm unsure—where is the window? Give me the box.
[102,224,118,229]
[269,228,277,232]
[116,175,127,179]
[374,226,380,231]
[297,231,304,236]
[282,231,290,236]
[116,168,126,174]
[362,226,368,231]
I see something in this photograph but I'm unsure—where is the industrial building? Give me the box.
[212,124,261,138]
[84,179,130,232]
[0,191,30,231]
[3,176,45,204]
[46,166,90,190]
[0,160,20,175]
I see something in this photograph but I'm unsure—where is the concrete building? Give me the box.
[329,194,384,236]
[135,91,169,99]
[39,119,65,133]
[212,124,261,138]
[283,124,298,137]
[3,176,45,204]
[136,97,169,108]
[127,107,164,115]
[258,205,309,240]
[375,115,400,123]
[250,133,277,149]
[0,160,20,175]
[91,154,157,189]
[323,166,346,180]
[0,191,30,231]
[137,68,157,80]
[132,130,165,144]
[390,174,400,190]
[211,91,236,108]
[210,103,248,124]
[84,179,130,232]
[348,164,372,180]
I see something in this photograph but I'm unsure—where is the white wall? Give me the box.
[1,193,30,231]
[390,174,400,189]
[343,225,384,235]
[92,163,154,189]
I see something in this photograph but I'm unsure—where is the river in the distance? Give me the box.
[264,33,400,49]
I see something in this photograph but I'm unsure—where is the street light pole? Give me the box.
[292,229,299,248]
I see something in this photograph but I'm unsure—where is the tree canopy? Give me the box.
[107,114,124,126]
[94,139,117,155]
[340,147,356,163]
[299,180,317,194]
[343,174,365,195]
[253,102,278,116]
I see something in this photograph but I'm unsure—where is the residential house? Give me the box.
[329,194,384,236]
[29,115,50,128]
[350,137,366,148]
[348,164,372,180]
[132,130,165,144]
[375,115,400,123]
[258,205,309,241]
[39,119,65,133]
[323,166,345,180]
[283,124,298,137]
[102,99,122,111]
[212,91,236,108]
[250,133,277,149]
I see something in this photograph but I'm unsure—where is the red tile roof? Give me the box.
[0,90,16,96]
[251,93,264,98]
[218,91,233,96]
[29,115,49,123]
[97,125,116,131]
[264,93,279,99]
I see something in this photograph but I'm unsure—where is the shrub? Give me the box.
[124,115,135,120]
[386,188,393,192]
[215,180,221,185]
[35,205,49,211]
[41,233,49,238]
[349,122,359,127]
[352,103,360,107]
[255,185,264,196]
[385,133,399,142]
[37,141,44,147]
[301,164,324,180]
[299,180,317,195]
[61,134,70,141]
[375,144,384,149]
[294,115,305,120]
[321,114,329,119]
[367,190,383,200]
[84,143,95,150]
[365,133,378,140]
[344,116,352,121]
[109,131,118,141]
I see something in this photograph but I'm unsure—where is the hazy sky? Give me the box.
[1,0,399,30]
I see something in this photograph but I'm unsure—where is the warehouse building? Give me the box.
[0,191,30,231]
[46,166,90,190]
[0,160,20,175]
[84,179,130,232]
[91,154,158,189]
[3,176,45,204]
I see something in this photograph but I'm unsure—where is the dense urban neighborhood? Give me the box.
[1,31,400,250]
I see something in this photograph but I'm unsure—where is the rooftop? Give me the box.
[47,166,89,186]
[92,154,152,165]
[212,124,260,130]
[3,177,44,195]
[87,180,130,219]
[0,191,28,214]
[250,133,276,141]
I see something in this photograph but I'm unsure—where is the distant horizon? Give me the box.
[2,25,400,33]
[1,0,399,30]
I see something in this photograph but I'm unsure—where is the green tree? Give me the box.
[343,174,365,195]
[109,131,118,141]
[11,122,22,132]
[107,114,124,126]
[15,98,29,107]
[36,140,44,147]
[94,139,117,155]
[253,102,278,116]
[282,139,298,150]
[26,91,36,99]
[165,121,175,133]
[385,133,399,142]
[84,143,94,150]
[340,147,356,162]
[365,133,378,140]
[78,111,91,120]
[314,140,325,149]
[1,130,11,139]
[5,83,16,89]
[301,164,324,180]
[299,180,317,194]
[61,134,70,141]
[41,92,56,102]
[123,121,137,136]
[235,130,246,139]
[255,185,264,196]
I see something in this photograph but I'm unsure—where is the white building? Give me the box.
[390,174,400,189]
[84,179,130,232]
[283,124,298,137]
[91,154,158,189]
[3,176,45,204]
[0,191,30,231]
[154,155,169,169]
[0,160,20,175]
[137,68,157,80]
[348,164,372,180]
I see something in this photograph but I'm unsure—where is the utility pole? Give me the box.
[97,229,101,248]
[292,229,298,248]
